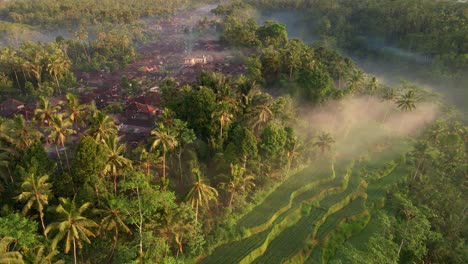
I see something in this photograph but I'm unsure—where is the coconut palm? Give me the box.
[347,69,365,94]
[150,124,177,180]
[0,150,14,184]
[9,115,42,150]
[185,168,218,224]
[396,90,418,112]
[407,140,437,182]
[30,246,64,264]
[101,135,132,194]
[212,102,234,139]
[61,93,86,130]
[85,111,117,142]
[245,93,274,134]
[95,200,131,261]
[47,113,75,171]
[47,51,71,93]
[0,237,24,264]
[34,97,60,128]
[15,174,51,234]
[45,198,98,264]
[221,164,256,207]
[314,132,335,154]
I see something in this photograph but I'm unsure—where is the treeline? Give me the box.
[0,41,75,99]
[334,118,468,263]
[0,31,137,99]
[246,0,468,78]
[0,0,210,28]
[0,66,312,262]
[215,1,385,104]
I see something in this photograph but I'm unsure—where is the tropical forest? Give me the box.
[0,0,466,263]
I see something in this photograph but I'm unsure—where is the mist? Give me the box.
[296,96,440,158]
[255,11,468,114]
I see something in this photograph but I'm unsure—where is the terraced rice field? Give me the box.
[200,144,408,264]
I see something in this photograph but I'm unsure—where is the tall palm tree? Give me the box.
[381,87,398,123]
[221,164,256,207]
[185,168,218,224]
[95,200,131,262]
[47,113,75,171]
[314,132,335,154]
[407,140,436,182]
[245,93,274,134]
[0,237,24,264]
[212,102,234,139]
[45,198,98,264]
[15,174,51,234]
[150,124,177,181]
[34,97,60,128]
[85,111,117,142]
[30,246,64,264]
[10,115,42,150]
[47,51,70,93]
[347,69,365,94]
[101,135,132,194]
[61,93,86,130]
[396,90,418,112]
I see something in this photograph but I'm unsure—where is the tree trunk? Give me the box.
[228,192,234,207]
[136,186,143,257]
[73,237,77,264]
[55,145,64,172]
[397,239,404,257]
[63,146,71,173]
[178,148,183,183]
[54,74,61,95]
[195,200,199,224]
[39,211,46,237]
[163,152,166,180]
[107,228,118,263]
[113,173,117,194]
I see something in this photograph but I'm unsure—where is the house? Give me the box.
[0,98,25,118]
[125,102,158,121]
[184,55,207,65]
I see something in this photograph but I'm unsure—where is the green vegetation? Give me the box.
[0,0,466,263]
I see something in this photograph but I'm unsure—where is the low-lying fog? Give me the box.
[256,11,468,114]
[297,96,440,158]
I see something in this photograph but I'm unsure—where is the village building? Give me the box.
[0,98,25,118]
[125,101,158,121]
[184,55,207,65]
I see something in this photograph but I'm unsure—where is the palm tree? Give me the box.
[185,168,218,224]
[396,90,418,131]
[45,198,98,264]
[30,246,64,264]
[101,135,132,194]
[407,140,436,182]
[396,90,417,112]
[47,51,70,94]
[212,102,234,139]
[150,124,177,181]
[314,132,335,154]
[245,93,274,134]
[85,111,117,142]
[381,87,398,123]
[10,115,42,150]
[221,164,256,207]
[61,93,86,130]
[47,113,75,171]
[95,200,131,262]
[347,69,365,94]
[0,237,24,264]
[34,97,60,128]
[15,174,51,234]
